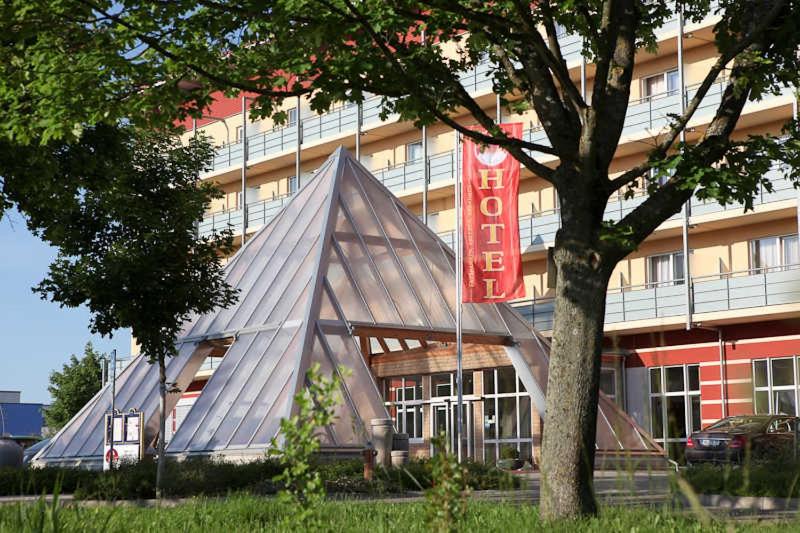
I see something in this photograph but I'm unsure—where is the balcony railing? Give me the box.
[198,190,295,238]
[512,264,800,331]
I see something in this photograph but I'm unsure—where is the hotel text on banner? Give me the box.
[461,123,525,303]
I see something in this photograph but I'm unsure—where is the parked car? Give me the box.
[22,438,50,466]
[685,415,798,465]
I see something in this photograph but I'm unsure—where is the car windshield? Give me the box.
[706,417,768,431]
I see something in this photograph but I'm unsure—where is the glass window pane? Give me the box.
[483,370,495,395]
[688,365,700,392]
[754,390,770,414]
[484,443,497,463]
[772,358,795,387]
[752,237,780,270]
[518,377,527,393]
[673,252,685,283]
[691,396,701,433]
[497,367,516,393]
[599,369,616,397]
[499,443,519,461]
[415,406,423,438]
[498,397,517,438]
[483,398,496,440]
[519,397,531,438]
[666,366,685,393]
[432,374,451,397]
[774,390,797,415]
[650,368,662,394]
[667,69,680,94]
[783,235,799,265]
[754,360,768,388]
[462,372,474,396]
[666,396,687,439]
[519,442,533,464]
[650,397,664,438]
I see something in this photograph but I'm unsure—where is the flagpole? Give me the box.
[455,130,464,462]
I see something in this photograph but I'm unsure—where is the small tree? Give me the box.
[45,342,104,432]
[1,125,238,498]
[270,362,341,530]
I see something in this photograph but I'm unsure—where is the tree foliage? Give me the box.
[0,125,238,363]
[45,342,104,432]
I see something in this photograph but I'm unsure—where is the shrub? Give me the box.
[679,459,800,498]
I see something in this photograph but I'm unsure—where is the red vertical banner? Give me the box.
[461,123,525,303]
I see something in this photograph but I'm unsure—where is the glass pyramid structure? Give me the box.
[35,147,662,466]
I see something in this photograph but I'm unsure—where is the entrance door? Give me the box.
[431,401,473,459]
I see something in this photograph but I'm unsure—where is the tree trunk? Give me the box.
[155,354,167,500]
[539,238,611,520]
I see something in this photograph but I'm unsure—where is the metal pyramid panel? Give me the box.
[35,342,214,465]
[36,146,662,465]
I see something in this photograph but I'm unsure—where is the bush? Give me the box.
[679,460,800,498]
[0,456,518,500]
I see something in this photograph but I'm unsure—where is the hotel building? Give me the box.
[137,8,800,463]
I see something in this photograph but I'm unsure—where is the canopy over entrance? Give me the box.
[35,147,662,467]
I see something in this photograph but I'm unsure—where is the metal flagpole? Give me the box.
[296,95,302,187]
[422,29,429,225]
[356,102,362,162]
[241,96,248,245]
[110,349,117,469]
[677,4,692,330]
[455,131,464,462]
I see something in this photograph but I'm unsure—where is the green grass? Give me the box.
[0,496,796,533]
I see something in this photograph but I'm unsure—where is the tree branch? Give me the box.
[76,0,313,99]
[608,0,788,192]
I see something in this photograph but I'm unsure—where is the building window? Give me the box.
[750,234,799,272]
[642,69,679,99]
[406,141,423,162]
[383,376,424,440]
[648,364,700,460]
[287,107,298,127]
[235,125,244,144]
[288,176,299,194]
[431,372,473,398]
[600,367,617,402]
[753,357,799,415]
[647,251,684,288]
[483,367,533,464]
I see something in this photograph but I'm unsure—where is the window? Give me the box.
[431,372,473,398]
[383,376,424,440]
[235,125,244,144]
[600,368,617,401]
[483,367,533,464]
[406,141,423,162]
[642,69,679,99]
[647,251,684,287]
[288,176,299,194]
[753,357,799,416]
[648,364,700,460]
[287,107,298,127]
[750,234,799,272]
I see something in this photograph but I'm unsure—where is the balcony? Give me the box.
[198,191,295,239]
[512,264,800,331]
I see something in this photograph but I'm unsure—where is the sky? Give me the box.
[0,210,130,405]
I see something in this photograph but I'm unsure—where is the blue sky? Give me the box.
[0,210,130,405]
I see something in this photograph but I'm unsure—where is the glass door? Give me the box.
[431,401,474,459]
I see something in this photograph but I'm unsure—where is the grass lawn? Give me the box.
[0,496,797,533]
